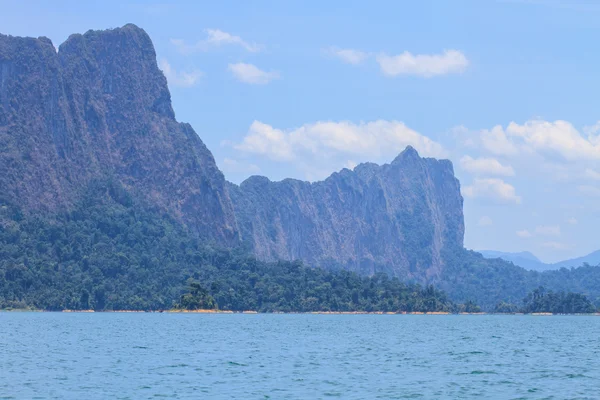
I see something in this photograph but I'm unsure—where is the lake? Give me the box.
[1,313,599,399]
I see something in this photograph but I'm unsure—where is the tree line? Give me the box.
[0,180,460,312]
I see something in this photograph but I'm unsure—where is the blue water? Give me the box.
[1,314,599,399]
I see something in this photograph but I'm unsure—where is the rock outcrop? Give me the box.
[1,24,464,280]
[230,147,464,279]
[0,25,238,243]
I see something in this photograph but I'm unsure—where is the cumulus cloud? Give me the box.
[567,217,578,225]
[376,50,468,77]
[228,63,279,84]
[228,120,447,180]
[478,216,493,227]
[463,120,600,164]
[462,178,521,204]
[583,120,600,140]
[516,229,532,238]
[233,120,445,162]
[158,59,202,88]
[325,47,368,65]
[505,120,600,161]
[535,225,561,236]
[479,125,519,156]
[171,29,261,54]
[233,121,295,161]
[460,155,515,176]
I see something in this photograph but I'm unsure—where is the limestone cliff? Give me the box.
[0,25,237,243]
[1,24,464,281]
[229,147,464,280]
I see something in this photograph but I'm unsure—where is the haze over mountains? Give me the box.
[480,250,600,272]
[2,24,600,310]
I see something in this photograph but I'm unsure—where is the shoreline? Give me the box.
[2,309,600,316]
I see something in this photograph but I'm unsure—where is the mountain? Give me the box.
[0,24,238,244]
[229,148,464,280]
[1,24,465,282]
[4,24,600,311]
[479,250,547,271]
[553,250,600,269]
[479,250,600,271]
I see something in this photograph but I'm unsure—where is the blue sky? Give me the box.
[2,0,600,262]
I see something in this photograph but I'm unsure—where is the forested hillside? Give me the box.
[0,180,455,312]
[2,24,600,312]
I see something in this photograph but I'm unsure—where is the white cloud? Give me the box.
[505,120,600,161]
[228,63,279,85]
[585,169,600,180]
[220,158,261,174]
[158,59,202,88]
[583,121,600,141]
[462,178,521,204]
[465,120,600,165]
[535,225,561,236]
[480,125,519,156]
[171,29,261,54]
[234,120,445,162]
[567,217,578,225]
[516,229,532,238]
[376,50,468,77]
[230,120,446,180]
[234,121,295,161]
[325,47,368,65]
[578,185,600,197]
[460,155,515,176]
[478,216,493,227]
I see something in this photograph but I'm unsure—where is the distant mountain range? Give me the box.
[479,250,600,271]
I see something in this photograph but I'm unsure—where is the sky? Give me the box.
[2,0,600,262]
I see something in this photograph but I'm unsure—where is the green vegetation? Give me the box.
[175,282,216,310]
[493,287,596,314]
[2,180,600,313]
[0,181,457,312]
[440,249,600,310]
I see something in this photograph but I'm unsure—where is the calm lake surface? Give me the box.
[1,313,599,399]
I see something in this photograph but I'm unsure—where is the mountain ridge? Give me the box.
[4,24,600,311]
[479,249,600,271]
[1,24,465,281]
[229,145,464,279]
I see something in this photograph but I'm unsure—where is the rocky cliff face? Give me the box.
[230,147,464,280]
[1,24,464,280]
[0,25,237,243]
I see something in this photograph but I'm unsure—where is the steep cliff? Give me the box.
[0,25,237,243]
[1,24,465,281]
[230,147,464,280]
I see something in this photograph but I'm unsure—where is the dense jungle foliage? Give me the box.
[493,287,596,314]
[0,181,457,312]
[440,248,600,310]
[1,180,599,313]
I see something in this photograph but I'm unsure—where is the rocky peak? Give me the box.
[1,24,467,280]
[391,145,420,164]
[0,24,238,243]
[230,147,465,281]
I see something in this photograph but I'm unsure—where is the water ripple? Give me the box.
[1,314,600,399]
